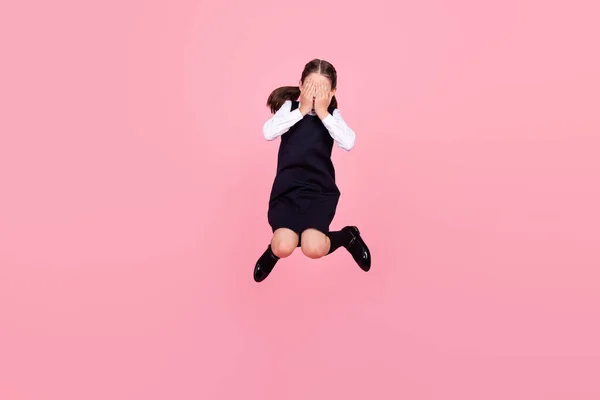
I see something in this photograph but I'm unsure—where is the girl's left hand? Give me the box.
[314,83,332,117]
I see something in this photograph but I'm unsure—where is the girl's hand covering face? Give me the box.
[299,79,316,114]
[314,81,332,114]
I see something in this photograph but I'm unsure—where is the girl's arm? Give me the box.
[263,100,303,140]
[321,110,356,151]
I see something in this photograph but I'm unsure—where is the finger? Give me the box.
[315,82,323,98]
[303,79,312,92]
[307,81,313,99]
[307,80,314,96]
[302,80,309,94]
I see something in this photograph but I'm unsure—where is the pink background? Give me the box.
[1,0,599,399]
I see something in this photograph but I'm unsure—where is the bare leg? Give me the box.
[270,228,299,258]
[254,228,299,282]
[300,228,330,259]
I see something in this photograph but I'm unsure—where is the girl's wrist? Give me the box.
[316,109,329,120]
[299,105,310,115]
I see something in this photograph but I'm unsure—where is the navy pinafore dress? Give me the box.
[267,101,340,234]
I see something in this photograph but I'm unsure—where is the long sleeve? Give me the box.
[321,109,356,151]
[263,100,304,140]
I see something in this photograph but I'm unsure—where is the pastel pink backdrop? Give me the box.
[1,0,599,399]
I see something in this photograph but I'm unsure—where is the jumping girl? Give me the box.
[253,59,371,282]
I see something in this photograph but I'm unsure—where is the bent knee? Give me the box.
[271,240,296,258]
[301,242,329,259]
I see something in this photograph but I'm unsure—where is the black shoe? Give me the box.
[253,245,279,282]
[343,226,371,272]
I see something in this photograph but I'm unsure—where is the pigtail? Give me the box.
[330,95,338,110]
[266,86,301,114]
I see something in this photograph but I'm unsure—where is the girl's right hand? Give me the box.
[299,79,315,115]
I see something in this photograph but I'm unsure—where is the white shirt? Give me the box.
[263,100,356,151]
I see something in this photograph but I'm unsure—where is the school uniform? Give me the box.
[253,99,371,283]
[263,100,356,234]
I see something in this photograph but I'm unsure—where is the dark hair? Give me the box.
[266,59,339,114]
